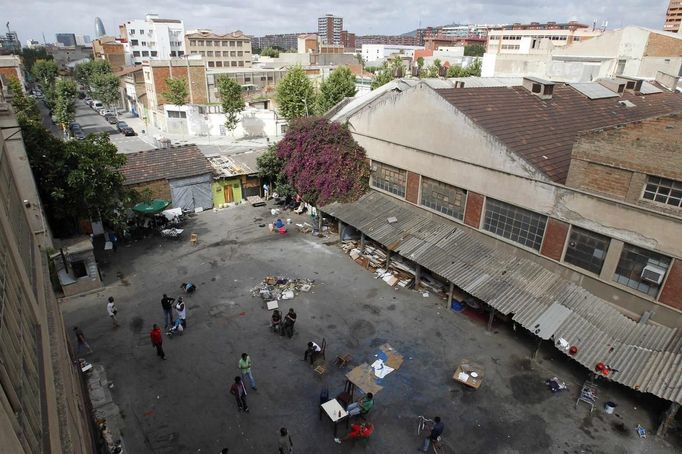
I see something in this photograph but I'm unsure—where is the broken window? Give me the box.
[613,244,670,297]
[371,161,406,197]
[642,176,682,208]
[483,199,547,250]
[564,226,609,275]
[70,260,88,278]
[420,177,466,220]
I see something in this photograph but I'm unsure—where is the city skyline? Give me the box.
[2,0,674,44]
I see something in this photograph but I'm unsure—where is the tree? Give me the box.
[389,55,406,77]
[163,77,189,105]
[53,79,78,136]
[91,72,121,109]
[417,57,424,71]
[256,145,294,199]
[426,65,439,78]
[318,66,357,114]
[464,59,482,77]
[216,76,244,131]
[260,47,280,58]
[32,59,58,86]
[6,77,40,121]
[370,67,393,90]
[275,117,369,206]
[275,65,316,121]
[20,48,53,76]
[464,44,486,57]
[75,59,114,96]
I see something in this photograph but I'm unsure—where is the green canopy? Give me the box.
[132,199,171,214]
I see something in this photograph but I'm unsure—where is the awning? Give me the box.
[323,191,682,404]
[132,199,171,214]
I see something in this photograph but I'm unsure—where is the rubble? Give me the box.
[251,276,316,301]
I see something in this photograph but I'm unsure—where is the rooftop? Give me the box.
[120,145,213,185]
[185,30,248,40]
[206,149,266,178]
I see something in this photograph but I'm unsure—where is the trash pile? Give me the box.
[545,376,567,393]
[251,276,315,301]
[341,240,415,288]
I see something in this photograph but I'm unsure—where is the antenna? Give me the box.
[42,32,47,45]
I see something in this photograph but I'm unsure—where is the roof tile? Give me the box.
[121,145,213,185]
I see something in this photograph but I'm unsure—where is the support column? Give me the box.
[448,283,454,306]
[386,250,391,268]
[657,402,680,436]
[360,233,366,250]
[338,221,343,241]
[487,309,495,332]
[414,264,421,288]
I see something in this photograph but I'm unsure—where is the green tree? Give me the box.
[20,48,53,76]
[53,79,78,136]
[426,65,439,78]
[464,59,482,77]
[417,57,424,71]
[370,66,394,90]
[91,72,121,109]
[464,44,486,57]
[216,76,245,131]
[260,47,280,58]
[31,59,58,86]
[275,65,316,121]
[256,145,294,198]
[389,55,405,77]
[75,59,114,96]
[6,77,40,121]
[163,77,189,105]
[318,66,357,114]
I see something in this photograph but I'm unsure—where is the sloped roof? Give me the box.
[435,85,682,183]
[121,145,213,185]
[186,30,248,40]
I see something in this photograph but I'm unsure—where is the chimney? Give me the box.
[655,71,681,92]
[597,77,627,96]
[522,77,555,100]
[618,76,643,94]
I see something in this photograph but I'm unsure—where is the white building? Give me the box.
[362,44,424,65]
[121,14,185,65]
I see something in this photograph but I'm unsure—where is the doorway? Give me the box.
[224,184,234,203]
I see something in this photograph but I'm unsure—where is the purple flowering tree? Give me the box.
[276,117,370,206]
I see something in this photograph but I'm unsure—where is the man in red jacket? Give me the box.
[150,324,166,360]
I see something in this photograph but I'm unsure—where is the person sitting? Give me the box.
[334,422,374,444]
[419,416,444,453]
[271,310,282,334]
[304,341,321,364]
[347,393,374,418]
[181,282,196,295]
[168,297,187,334]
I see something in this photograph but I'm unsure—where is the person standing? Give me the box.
[229,376,249,413]
[239,353,257,390]
[175,297,187,328]
[107,296,119,328]
[419,416,444,452]
[281,308,297,338]
[277,427,293,454]
[149,324,166,360]
[73,326,93,355]
[161,294,175,330]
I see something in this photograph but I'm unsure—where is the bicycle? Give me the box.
[416,416,447,454]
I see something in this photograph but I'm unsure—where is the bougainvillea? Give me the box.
[275,117,370,206]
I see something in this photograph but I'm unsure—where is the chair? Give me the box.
[320,337,327,360]
[336,353,352,368]
[190,233,198,246]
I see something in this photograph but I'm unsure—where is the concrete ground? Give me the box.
[61,202,681,453]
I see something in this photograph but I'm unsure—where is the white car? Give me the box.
[99,108,116,116]
[91,100,103,110]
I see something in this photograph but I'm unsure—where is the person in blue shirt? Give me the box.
[419,416,444,452]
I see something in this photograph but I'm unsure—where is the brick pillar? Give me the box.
[464,192,484,228]
[658,259,682,310]
[405,171,420,204]
[540,218,569,261]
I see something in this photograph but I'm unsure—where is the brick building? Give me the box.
[92,36,127,72]
[664,0,682,33]
[356,35,422,47]
[0,55,24,88]
[184,30,252,69]
[318,14,343,45]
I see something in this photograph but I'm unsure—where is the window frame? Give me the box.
[642,175,682,208]
[563,226,610,275]
[613,243,671,297]
[419,176,466,220]
[370,161,407,198]
[482,198,547,251]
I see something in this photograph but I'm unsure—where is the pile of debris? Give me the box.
[251,275,315,301]
[341,240,415,289]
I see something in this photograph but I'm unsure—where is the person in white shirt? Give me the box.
[168,297,187,334]
[107,297,119,328]
[304,341,321,364]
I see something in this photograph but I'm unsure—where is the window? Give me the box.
[207,51,214,57]
[230,41,236,47]
[141,51,149,57]
[190,40,197,46]
[371,161,406,197]
[141,41,147,46]
[139,29,144,35]
[206,40,213,46]
[232,61,238,67]
[642,176,682,208]
[167,110,187,118]
[244,77,251,82]
[197,40,204,46]
[208,61,215,67]
[239,61,245,67]
[151,51,157,57]
[564,226,609,274]
[199,51,206,56]
[420,177,466,220]
[613,244,670,297]
[223,51,230,57]
[238,51,243,56]
[231,51,237,57]
[483,199,547,250]
[616,59,626,75]
[71,260,88,278]
[214,40,221,46]
[216,61,223,67]
[170,51,177,57]
[130,29,135,35]
[237,41,243,47]
[133,51,141,57]
[131,39,139,46]
[222,41,228,47]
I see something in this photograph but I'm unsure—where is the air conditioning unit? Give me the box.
[641,264,666,284]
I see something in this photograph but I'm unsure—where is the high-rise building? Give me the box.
[56,33,77,47]
[95,17,107,38]
[120,14,185,65]
[318,14,343,45]
[664,1,682,33]
[251,33,304,51]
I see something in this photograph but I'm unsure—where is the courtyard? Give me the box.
[61,202,681,453]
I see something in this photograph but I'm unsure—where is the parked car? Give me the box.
[117,121,135,136]
[84,97,92,105]
[104,114,118,124]
[99,108,116,117]
[73,129,86,140]
[69,122,81,131]
[116,121,129,132]
[91,100,103,110]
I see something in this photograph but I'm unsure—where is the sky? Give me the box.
[2,0,673,43]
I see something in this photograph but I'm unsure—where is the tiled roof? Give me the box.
[121,145,214,185]
[435,85,682,183]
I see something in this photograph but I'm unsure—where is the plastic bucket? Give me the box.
[604,401,616,414]
[451,300,464,312]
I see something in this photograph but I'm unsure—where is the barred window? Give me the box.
[613,244,670,297]
[371,161,406,197]
[642,176,682,208]
[564,226,609,275]
[420,177,466,220]
[167,110,187,118]
[483,199,547,250]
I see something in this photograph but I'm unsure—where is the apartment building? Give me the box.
[318,14,343,45]
[362,44,424,65]
[185,30,252,69]
[92,36,128,72]
[251,33,304,51]
[486,21,601,54]
[120,14,185,65]
[664,0,682,33]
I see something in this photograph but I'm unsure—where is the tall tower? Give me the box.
[318,14,343,45]
[664,0,681,33]
[95,17,106,37]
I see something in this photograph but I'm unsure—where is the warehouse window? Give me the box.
[371,161,406,197]
[483,199,547,250]
[613,244,670,297]
[420,177,466,220]
[642,176,682,208]
[564,226,609,274]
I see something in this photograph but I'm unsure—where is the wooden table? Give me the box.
[452,359,485,389]
[319,398,349,437]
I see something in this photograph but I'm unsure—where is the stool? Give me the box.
[190,233,198,246]
[336,353,352,368]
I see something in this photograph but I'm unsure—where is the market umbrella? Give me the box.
[132,199,171,215]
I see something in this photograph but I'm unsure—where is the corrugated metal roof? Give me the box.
[323,191,682,404]
[570,83,620,99]
[447,76,524,88]
[639,81,664,95]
